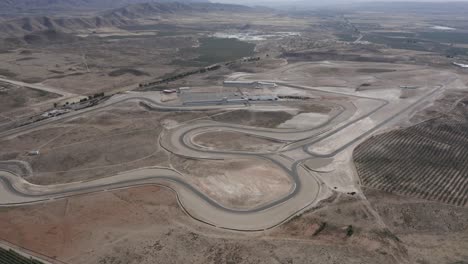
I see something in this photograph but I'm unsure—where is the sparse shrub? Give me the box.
[346,225,354,237]
[313,222,327,236]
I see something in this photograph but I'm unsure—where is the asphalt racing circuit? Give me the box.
[0,72,452,231]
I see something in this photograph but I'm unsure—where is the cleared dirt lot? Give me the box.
[193,131,285,152]
[210,102,332,129]
[243,61,456,92]
[170,156,293,209]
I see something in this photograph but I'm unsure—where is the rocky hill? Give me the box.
[105,2,252,19]
[0,0,209,12]
[0,2,253,39]
[0,15,128,37]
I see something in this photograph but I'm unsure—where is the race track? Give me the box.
[0,73,450,231]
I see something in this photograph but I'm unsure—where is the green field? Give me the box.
[175,37,256,66]
[362,33,468,56]
[197,37,255,63]
[419,31,468,44]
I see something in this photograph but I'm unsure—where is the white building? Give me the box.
[453,62,468,68]
[255,81,277,88]
[27,150,40,156]
[163,89,177,94]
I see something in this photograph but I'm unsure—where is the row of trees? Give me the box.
[139,56,262,89]
[139,64,222,88]
[354,115,468,206]
[54,92,105,108]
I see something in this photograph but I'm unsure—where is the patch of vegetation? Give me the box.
[357,68,396,73]
[157,31,197,37]
[211,109,293,128]
[346,225,354,237]
[363,34,430,51]
[0,68,17,78]
[288,214,302,223]
[121,23,207,33]
[16,57,36,61]
[19,50,33,55]
[195,38,255,65]
[363,33,468,56]
[283,51,398,63]
[373,31,416,38]
[372,229,401,242]
[138,64,221,90]
[419,31,468,44]
[312,222,327,236]
[28,87,58,98]
[12,94,27,105]
[108,68,149,77]
[120,23,182,31]
[21,77,44,83]
[174,37,256,67]
[335,33,356,42]
[0,247,44,264]
[354,102,468,206]
[100,35,157,40]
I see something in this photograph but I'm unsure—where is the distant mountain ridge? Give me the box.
[0,0,209,12]
[348,1,468,14]
[0,15,129,38]
[105,2,252,19]
[0,2,253,39]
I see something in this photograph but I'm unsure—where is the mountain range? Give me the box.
[0,2,253,40]
[0,0,210,12]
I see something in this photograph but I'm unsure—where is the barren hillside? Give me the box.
[0,2,254,39]
[0,0,209,12]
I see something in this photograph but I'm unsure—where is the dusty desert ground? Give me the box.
[1,3,468,263]
[0,59,466,264]
[0,185,466,264]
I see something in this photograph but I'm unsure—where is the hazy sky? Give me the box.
[214,0,468,5]
[237,0,456,1]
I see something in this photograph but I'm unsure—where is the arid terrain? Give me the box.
[0,1,467,264]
